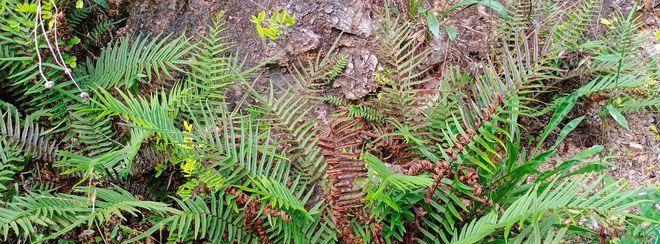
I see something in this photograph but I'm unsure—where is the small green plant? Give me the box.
[412,0,507,41]
[250,10,295,41]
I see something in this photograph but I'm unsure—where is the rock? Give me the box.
[629,142,644,151]
[325,0,376,37]
[286,28,321,56]
[426,31,450,66]
[334,48,379,100]
[123,0,217,37]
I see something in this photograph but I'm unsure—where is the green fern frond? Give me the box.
[0,140,21,199]
[347,104,386,123]
[127,195,261,243]
[375,17,432,122]
[0,108,59,162]
[187,12,247,105]
[324,54,349,81]
[290,34,345,96]
[323,95,348,106]
[86,19,124,44]
[90,86,186,143]
[78,186,175,225]
[244,175,311,219]
[363,153,433,192]
[56,128,149,182]
[66,104,119,157]
[67,6,91,29]
[553,0,600,50]
[0,186,169,242]
[617,96,660,112]
[78,34,192,89]
[249,86,326,181]
[451,175,641,244]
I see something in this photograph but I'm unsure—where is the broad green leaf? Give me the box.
[535,92,578,152]
[76,0,84,9]
[551,116,585,149]
[16,3,37,13]
[571,145,604,160]
[606,104,629,130]
[561,164,608,178]
[445,25,458,41]
[451,0,508,19]
[594,54,622,62]
[427,13,441,38]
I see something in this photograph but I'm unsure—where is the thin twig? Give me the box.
[33,2,51,87]
[34,1,85,96]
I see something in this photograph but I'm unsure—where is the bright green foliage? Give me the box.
[363,153,433,193]
[251,10,295,41]
[0,186,173,242]
[77,34,192,89]
[243,176,311,219]
[127,195,261,243]
[452,176,641,243]
[0,1,657,243]
[188,12,245,104]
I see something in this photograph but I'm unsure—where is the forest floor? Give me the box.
[113,0,658,188]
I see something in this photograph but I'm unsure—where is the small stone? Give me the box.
[629,142,644,151]
[286,28,320,55]
[636,154,648,162]
[324,6,333,14]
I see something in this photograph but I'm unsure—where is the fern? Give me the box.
[78,186,174,224]
[89,86,186,143]
[324,54,349,81]
[553,0,600,50]
[187,12,245,102]
[375,17,431,122]
[67,6,91,29]
[78,34,192,89]
[290,34,346,96]
[127,195,262,243]
[323,95,348,106]
[66,103,119,157]
[248,86,326,181]
[617,96,660,112]
[0,108,58,162]
[0,2,653,243]
[0,187,171,242]
[86,19,124,44]
[451,175,642,243]
[243,176,311,219]
[56,128,148,182]
[0,139,21,201]
[0,3,83,128]
[347,104,386,123]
